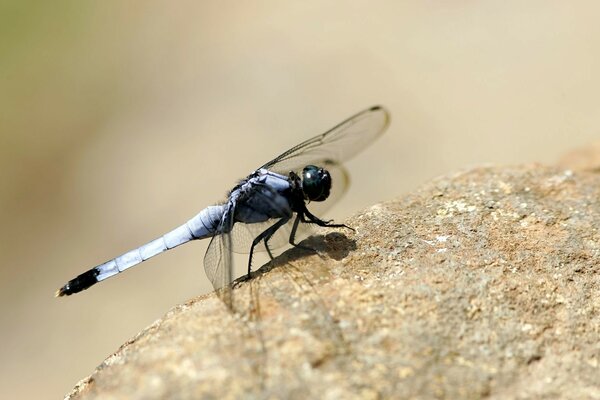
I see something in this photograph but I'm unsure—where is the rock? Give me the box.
[65,164,600,400]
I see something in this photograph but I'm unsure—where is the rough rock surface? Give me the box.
[66,164,600,400]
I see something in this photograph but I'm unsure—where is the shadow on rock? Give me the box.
[250,232,356,278]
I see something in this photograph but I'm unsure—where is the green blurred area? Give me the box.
[1,1,97,214]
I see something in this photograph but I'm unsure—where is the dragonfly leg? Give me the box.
[288,214,315,252]
[248,217,290,276]
[263,225,281,260]
[303,208,355,232]
[264,237,275,260]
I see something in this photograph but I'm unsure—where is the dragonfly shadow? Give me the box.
[251,231,357,278]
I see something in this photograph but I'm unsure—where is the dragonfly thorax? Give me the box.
[301,165,331,202]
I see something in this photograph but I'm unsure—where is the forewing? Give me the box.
[259,106,390,176]
[204,106,388,310]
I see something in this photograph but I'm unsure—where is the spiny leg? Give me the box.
[248,217,290,276]
[264,237,275,260]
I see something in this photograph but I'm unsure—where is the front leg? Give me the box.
[302,207,355,232]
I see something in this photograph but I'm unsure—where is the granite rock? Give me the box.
[65,164,600,399]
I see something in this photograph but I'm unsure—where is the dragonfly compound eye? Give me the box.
[301,165,331,202]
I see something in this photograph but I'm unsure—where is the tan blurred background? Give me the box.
[2,1,600,398]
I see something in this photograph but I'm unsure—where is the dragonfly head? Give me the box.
[301,165,331,202]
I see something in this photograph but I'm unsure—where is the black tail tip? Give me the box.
[55,268,100,297]
[55,284,72,297]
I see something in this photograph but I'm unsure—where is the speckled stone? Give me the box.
[65,164,600,400]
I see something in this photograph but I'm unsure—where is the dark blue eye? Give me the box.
[301,165,331,202]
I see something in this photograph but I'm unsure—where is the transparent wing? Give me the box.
[259,105,390,176]
[205,107,388,310]
[204,203,234,309]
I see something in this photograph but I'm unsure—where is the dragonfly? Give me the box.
[56,105,390,307]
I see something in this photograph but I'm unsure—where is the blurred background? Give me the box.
[2,1,600,398]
